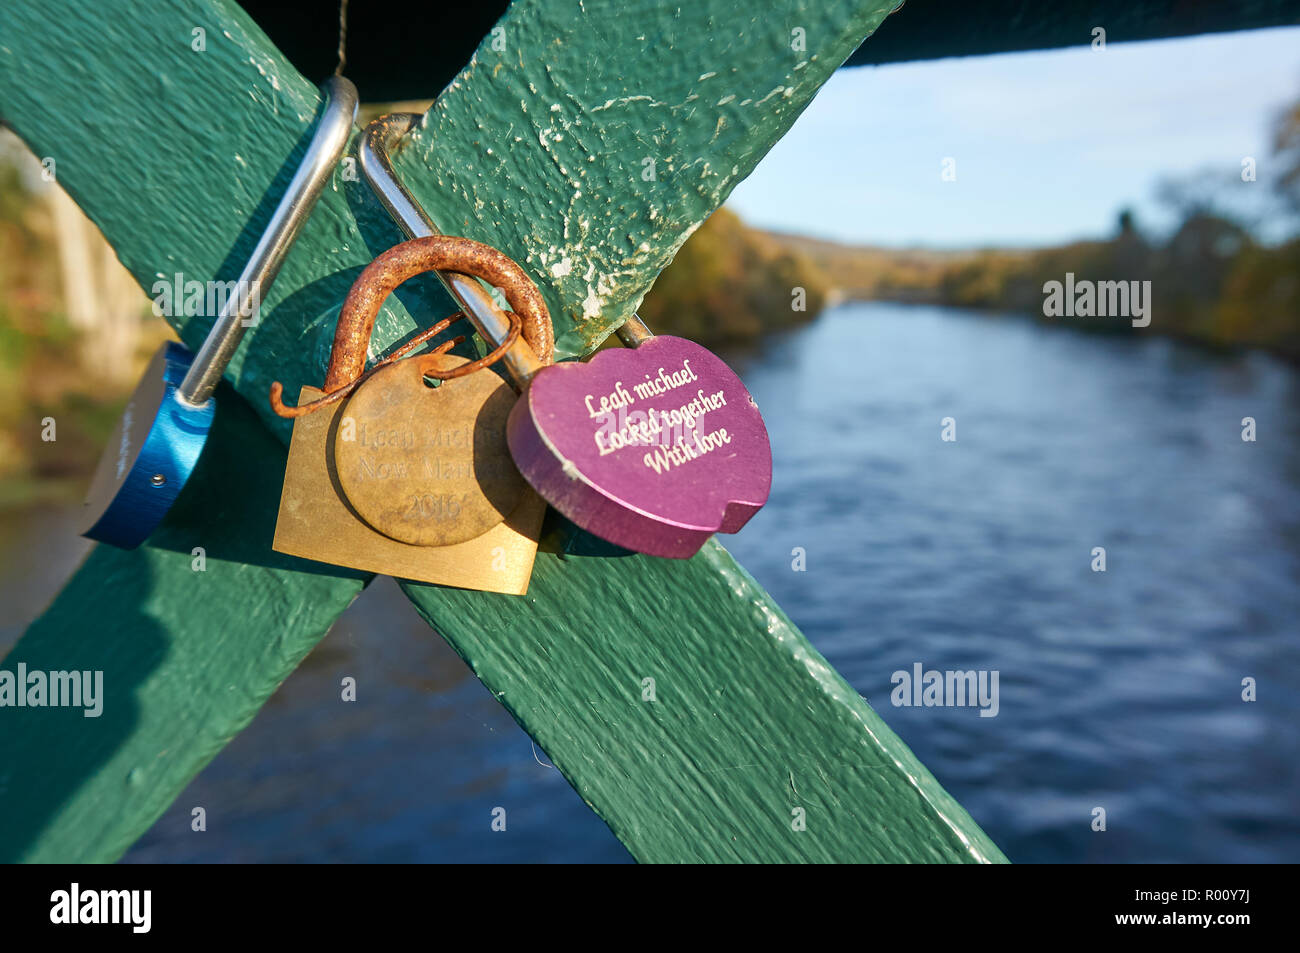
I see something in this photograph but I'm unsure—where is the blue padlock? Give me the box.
[82,76,358,548]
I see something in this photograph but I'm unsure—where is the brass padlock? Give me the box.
[268,236,554,594]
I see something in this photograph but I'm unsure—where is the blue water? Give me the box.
[720,303,1300,864]
[9,302,1297,863]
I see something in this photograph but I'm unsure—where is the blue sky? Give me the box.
[727,27,1300,248]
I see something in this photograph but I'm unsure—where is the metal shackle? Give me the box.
[360,112,657,359]
[178,75,359,407]
[358,114,560,384]
[82,75,358,549]
[323,236,555,392]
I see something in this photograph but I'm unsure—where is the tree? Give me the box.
[1273,97,1300,217]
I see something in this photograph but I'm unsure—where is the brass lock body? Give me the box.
[270,235,555,593]
[334,351,523,546]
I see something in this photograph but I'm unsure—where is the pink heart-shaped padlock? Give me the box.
[506,335,772,558]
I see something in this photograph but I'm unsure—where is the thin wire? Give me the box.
[531,742,556,770]
[334,0,349,76]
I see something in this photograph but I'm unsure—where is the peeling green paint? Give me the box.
[396,1,897,357]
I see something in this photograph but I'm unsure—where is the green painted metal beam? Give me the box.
[393,0,885,358]
[0,0,403,862]
[0,389,366,863]
[0,0,1006,862]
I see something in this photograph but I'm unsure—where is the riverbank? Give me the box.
[770,222,1300,363]
[636,207,831,346]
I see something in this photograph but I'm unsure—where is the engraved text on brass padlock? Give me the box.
[334,352,525,546]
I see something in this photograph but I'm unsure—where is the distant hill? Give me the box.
[763,232,995,302]
[763,220,1300,362]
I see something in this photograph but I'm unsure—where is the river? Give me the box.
[4,301,1297,862]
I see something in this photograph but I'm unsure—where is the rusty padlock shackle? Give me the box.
[271,235,555,417]
[360,113,570,381]
[327,235,554,389]
[363,113,662,352]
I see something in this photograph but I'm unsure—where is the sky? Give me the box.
[727,26,1300,249]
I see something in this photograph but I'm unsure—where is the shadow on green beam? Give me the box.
[0,384,368,863]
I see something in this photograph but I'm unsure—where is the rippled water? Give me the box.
[6,302,1298,862]
[721,303,1300,864]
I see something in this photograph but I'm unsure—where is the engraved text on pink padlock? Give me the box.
[506,335,772,558]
